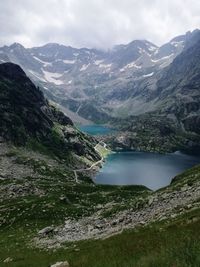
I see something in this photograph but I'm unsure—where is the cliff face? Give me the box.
[155,35,200,131]
[0,62,100,162]
[0,62,57,144]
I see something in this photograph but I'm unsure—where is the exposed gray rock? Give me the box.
[38,226,54,237]
[50,261,69,267]
[3,257,13,263]
[35,180,200,248]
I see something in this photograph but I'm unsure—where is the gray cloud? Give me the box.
[1,0,200,49]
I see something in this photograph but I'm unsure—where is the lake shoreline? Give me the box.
[94,150,200,190]
[77,124,200,190]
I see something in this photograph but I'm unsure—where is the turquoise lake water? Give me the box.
[78,125,114,135]
[94,151,200,190]
[78,124,200,190]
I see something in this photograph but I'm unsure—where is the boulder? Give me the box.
[38,226,54,236]
[51,261,70,267]
[148,197,154,206]
[3,257,13,263]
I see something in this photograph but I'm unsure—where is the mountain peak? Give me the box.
[129,39,156,46]
[10,42,25,50]
[39,43,73,50]
[43,43,61,48]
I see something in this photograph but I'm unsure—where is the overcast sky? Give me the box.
[1,0,200,49]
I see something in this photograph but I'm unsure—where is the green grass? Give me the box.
[171,164,200,186]
[1,147,200,267]
[0,182,150,232]
[0,208,200,267]
[95,143,111,158]
[0,181,152,266]
[0,172,199,267]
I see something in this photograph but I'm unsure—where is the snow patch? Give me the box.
[142,72,154,78]
[28,70,46,82]
[94,60,104,65]
[171,41,184,47]
[119,61,141,72]
[126,62,141,69]
[151,53,174,63]
[80,64,90,71]
[154,49,159,55]
[148,46,157,52]
[43,70,64,85]
[119,68,125,72]
[99,63,112,69]
[139,47,151,56]
[33,56,52,66]
[139,48,145,54]
[63,59,76,64]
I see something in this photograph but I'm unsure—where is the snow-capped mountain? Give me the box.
[0,29,199,122]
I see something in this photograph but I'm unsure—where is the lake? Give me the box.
[78,125,114,136]
[94,151,200,190]
[78,124,200,190]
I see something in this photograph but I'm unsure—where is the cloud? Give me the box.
[0,0,200,49]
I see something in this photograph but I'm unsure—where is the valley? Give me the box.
[0,28,200,267]
[1,136,200,266]
[1,29,200,155]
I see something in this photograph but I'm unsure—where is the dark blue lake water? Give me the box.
[94,151,200,190]
[78,125,114,136]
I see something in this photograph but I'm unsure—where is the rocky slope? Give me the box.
[35,164,200,248]
[0,62,100,165]
[102,113,200,153]
[102,33,200,153]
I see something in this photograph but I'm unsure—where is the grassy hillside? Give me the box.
[0,143,199,266]
[1,208,199,267]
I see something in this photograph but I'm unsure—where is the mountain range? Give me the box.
[0,29,199,122]
[0,29,200,152]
